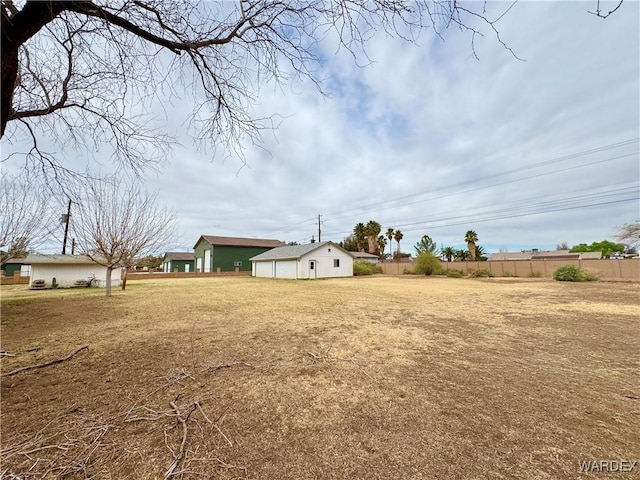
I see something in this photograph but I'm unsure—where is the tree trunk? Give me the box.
[1,1,66,136]
[467,242,476,261]
[121,267,128,290]
[105,267,112,297]
[0,44,17,137]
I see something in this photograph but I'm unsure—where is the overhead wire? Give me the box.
[247,138,639,241]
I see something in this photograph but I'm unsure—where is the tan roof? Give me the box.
[195,235,286,249]
[488,252,532,261]
[489,250,603,261]
[579,252,603,259]
[163,252,194,261]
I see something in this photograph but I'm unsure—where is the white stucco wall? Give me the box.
[30,264,120,288]
[299,246,353,278]
[252,243,354,279]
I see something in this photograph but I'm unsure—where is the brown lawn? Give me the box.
[1,276,638,479]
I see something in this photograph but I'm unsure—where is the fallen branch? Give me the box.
[206,361,254,374]
[164,401,197,479]
[0,351,16,357]
[196,402,233,448]
[1,345,89,377]
[307,349,375,380]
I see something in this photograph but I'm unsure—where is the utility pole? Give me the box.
[317,214,321,243]
[61,199,72,254]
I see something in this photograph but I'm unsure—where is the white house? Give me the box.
[25,254,121,288]
[250,241,354,279]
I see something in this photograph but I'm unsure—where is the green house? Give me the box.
[2,257,30,277]
[193,235,286,272]
[161,252,195,272]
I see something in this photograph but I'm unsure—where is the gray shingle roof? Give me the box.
[21,254,105,265]
[351,251,379,259]
[250,241,352,261]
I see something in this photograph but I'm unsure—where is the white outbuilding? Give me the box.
[25,254,121,289]
[250,241,354,279]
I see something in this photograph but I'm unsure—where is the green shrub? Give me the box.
[501,271,517,277]
[445,269,464,278]
[414,252,443,276]
[553,265,597,282]
[353,260,382,276]
[528,271,543,278]
[469,269,494,278]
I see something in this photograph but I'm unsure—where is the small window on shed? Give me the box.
[333,259,340,268]
[234,261,242,267]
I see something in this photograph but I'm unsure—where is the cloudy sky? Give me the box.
[4,1,640,255]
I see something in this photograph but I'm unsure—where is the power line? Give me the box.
[319,183,638,239]
[325,151,637,223]
[324,138,639,219]
[248,138,639,241]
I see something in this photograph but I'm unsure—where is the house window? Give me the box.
[234,261,242,267]
[333,259,340,268]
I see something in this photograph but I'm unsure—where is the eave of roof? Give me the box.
[194,235,286,249]
[22,254,109,265]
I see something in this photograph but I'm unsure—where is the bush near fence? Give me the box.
[379,259,639,280]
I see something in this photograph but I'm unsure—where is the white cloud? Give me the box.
[3,1,638,254]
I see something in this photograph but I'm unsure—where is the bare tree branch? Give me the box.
[71,178,176,296]
[1,345,89,377]
[1,0,532,179]
[0,172,54,266]
[588,0,624,18]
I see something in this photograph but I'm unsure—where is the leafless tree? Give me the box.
[71,179,175,296]
[0,173,52,266]
[2,0,520,180]
[614,220,640,252]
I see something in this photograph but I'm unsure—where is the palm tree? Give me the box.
[475,245,487,261]
[465,230,478,261]
[385,227,394,260]
[353,223,366,252]
[377,235,387,260]
[364,220,381,255]
[454,249,470,261]
[394,229,403,260]
[440,246,455,262]
[414,235,436,255]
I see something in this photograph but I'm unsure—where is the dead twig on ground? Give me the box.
[164,400,197,479]
[0,351,16,357]
[196,401,233,448]
[307,347,375,381]
[159,369,198,387]
[1,345,89,377]
[1,420,113,479]
[205,361,255,374]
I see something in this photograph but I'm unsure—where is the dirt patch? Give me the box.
[1,277,639,479]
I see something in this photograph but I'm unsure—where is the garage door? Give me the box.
[255,261,273,278]
[275,260,297,279]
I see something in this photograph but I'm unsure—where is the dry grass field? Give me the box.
[1,276,638,479]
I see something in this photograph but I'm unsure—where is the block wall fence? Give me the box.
[379,259,639,280]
